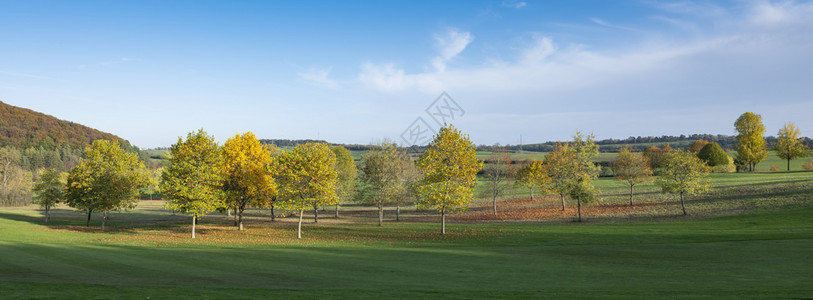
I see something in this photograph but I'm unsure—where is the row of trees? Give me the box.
[160,127,480,238]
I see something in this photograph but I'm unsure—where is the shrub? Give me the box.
[711,156,736,173]
[804,161,813,171]
[770,166,781,172]
[697,143,729,167]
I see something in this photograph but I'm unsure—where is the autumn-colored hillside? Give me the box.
[0,101,133,149]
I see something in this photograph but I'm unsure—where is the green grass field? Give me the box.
[2,171,813,298]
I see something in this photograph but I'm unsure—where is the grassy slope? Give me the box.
[1,201,812,297]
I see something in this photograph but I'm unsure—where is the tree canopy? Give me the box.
[611,147,653,205]
[416,125,483,234]
[774,123,810,171]
[656,150,710,215]
[734,112,768,172]
[32,169,65,224]
[697,142,729,167]
[275,142,338,239]
[222,132,277,231]
[161,129,224,239]
[65,140,148,231]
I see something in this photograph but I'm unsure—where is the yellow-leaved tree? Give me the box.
[275,143,338,239]
[774,123,810,171]
[222,132,277,231]
[416,125,483,234]
[161,129,224,239]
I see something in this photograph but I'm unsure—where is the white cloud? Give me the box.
[432,29,473,72]
[297,67,340,89]
[501,1,527,9]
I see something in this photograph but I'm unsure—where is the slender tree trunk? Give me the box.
[577,199,582,222]
[378,203,383,226]
[493,195,497,217]
[788,158,791,171]
[396,204,401,222]
[270,206,276,222]
[297,209,304,239]
[233,208,238,226]
[191,215,196,239]
[335,205,339,218]
[227,207,231,217]
[45,206,50,224]
[561,194,566,211]
[629,184,634,206]
[238,206,244,231]
[313,206,318,223]
[101,211,106,231]
[441,207,446,235]
[530,187,534,200]
[86,210,92,226]
[680,191,687,215]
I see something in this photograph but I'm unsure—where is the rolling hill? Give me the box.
[0,101,135,150]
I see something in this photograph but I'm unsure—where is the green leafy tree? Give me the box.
[655,150,711,215]
[697,142,729,167]
[65,140,148,231]
[568,132,600,222]
[332,145,356,218]
[734,112,768,172]
[543,143,576,211]
[774,123,810,171]
[515,160,548,201]
[357,142,411,226]
[481,146,514,216]
[611,147,653,206]
[416,125,483,234]
[275,143,338,239]
[140,167,162,200]
[160,130,224,239]
[32,169,66,224]
[222,132,277,231]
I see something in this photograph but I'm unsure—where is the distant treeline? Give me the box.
[478,134,813,153]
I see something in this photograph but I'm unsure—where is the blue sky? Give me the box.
[2,0,812,148]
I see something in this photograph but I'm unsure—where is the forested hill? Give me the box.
[0,101,134,150]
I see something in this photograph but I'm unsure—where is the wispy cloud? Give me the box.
[431,28,473,72]
[297,67,341,89]
[99,57,133,66]
[501,1,527,9]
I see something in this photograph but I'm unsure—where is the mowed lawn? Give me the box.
[1,172,813,298]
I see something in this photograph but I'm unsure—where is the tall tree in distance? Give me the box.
[416,125,483,234]
[357,142,409,226]
[656,150,711,215]
[482,146,514,216]
[275,143,338,239]
[65,140,148,231]
[774,123,810,171]
[32,169,66,224]
[161,129,224,239]
[569,132,601,222]
[734,112,768,172]
[516,160,548,201]
[543,143,576,211]
[331,145,356,218]
[221,132,277,231]
[611,147,653,206]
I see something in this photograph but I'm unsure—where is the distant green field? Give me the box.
[2,172,812,298]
